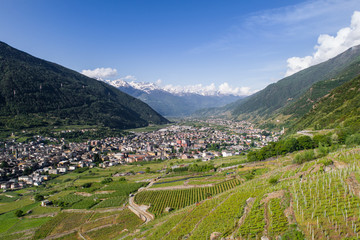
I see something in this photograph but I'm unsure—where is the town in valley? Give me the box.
[0,119,283,190]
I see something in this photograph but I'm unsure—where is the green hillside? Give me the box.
[282,59,360,118]
[0,41,169,130]
[292,74,360,132]
[231,45,360,119]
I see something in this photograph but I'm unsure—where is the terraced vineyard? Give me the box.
[237,195,266,238]
[126,148,360,240]
[291,163,360,238]
[2,146,360,240]
[134,178,241,215]
[53,181,146,209]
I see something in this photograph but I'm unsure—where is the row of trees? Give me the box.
[247,135,331,162]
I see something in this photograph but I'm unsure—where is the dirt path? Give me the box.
[3,228,35,240]
[78,231,87,240]
[128,197,154,223]
[62,206,126,213]
[296,130,314,137]
[43,229,78,240]
[128,179,155,224]
[25,212,58,218]
[333,159,348,169]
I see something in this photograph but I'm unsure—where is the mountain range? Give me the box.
[195,44,360,132]
[102,79,244,117]
[1,40,359,135]
[0,41,169,131]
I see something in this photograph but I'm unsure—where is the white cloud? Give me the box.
[190,0,359,55]
[81,67,118,79]
[248,0,358,26]
[285,11,360,76]
[156,79,162,85]
[218,83,252,96]
[123,75,137,81]
[163,82,254,96]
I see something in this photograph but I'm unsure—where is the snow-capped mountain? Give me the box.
[103,79,247,97]
[101,79,244,117]
[103,79,162,94]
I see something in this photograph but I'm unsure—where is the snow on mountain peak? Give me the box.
[102,79,129,88]
[127,81,161,93]
[101,79,253,96]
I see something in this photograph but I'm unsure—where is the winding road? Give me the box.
[128,180,155,224]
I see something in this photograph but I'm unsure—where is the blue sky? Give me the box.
[1,0,359,95]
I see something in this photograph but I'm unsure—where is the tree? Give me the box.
[313,134,332,147]
[297,136,314,150]
[35,194,44,201]
[0,161,9,168]
[15,210,24,218]
[23,167,33,175]
[284,138,299,153]
[145,167,151,173]
[93,153,102,164]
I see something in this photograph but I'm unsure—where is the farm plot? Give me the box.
[237,196,266,239]
[291,165,360,239]
[135,178,241,216]
[268,198,288,238]
[92,196,127,209]
[52,182,145,209]
[33,212,92,239]
[83,209,143,240]
[163,191,232,240]
[138,207,195,240]
[189,189,255,239]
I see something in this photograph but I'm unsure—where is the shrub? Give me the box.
[281,224,305,240]
[35,194,44,201]
[318,158,333,166]
[345,133,360,146]
[15,210,24,217]
[82,182,92,188]
[244,172,254,180]
[313,134,332,147]
[101,178,113,184]
[269,177,278,185]
[315,143,329,158]
[293,150,315,164]
[119,177,126,182]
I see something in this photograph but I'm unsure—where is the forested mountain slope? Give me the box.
[0,41,169,129]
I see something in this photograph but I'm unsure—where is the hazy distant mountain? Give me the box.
[0,41,169,130]
[102,79,244,117]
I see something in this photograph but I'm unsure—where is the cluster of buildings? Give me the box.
[0,120,283,190]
